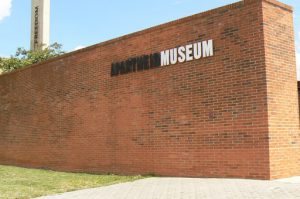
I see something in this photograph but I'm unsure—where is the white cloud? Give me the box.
[0,54,9,58]
[0,0,12,22]
[73,45,85,51]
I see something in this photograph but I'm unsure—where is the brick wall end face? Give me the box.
[0,0,297,180]
[262,1,300,179]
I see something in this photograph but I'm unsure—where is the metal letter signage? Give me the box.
[111,39,214,77]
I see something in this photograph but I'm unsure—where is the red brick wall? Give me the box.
[262,0,300,179]
[0,0,299,179]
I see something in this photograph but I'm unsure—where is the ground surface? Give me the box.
[37,177,300,199]
[0,165,142,199]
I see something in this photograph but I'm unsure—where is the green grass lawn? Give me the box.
[0,165,143,199]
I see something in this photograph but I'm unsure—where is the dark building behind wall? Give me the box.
[0,0,299,180]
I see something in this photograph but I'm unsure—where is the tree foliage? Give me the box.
[0,43,64,73]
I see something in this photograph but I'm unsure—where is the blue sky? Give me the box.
[0,0,299,78]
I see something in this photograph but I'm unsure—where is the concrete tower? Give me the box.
[30,0,50,51]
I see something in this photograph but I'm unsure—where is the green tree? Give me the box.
[0,43,64,73]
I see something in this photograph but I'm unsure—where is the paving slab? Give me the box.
[275,177,300,184]
[36,177,300,199]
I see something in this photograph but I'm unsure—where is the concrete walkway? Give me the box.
[37,177,300,199]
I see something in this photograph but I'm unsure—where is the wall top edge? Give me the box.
[0,0,292,78]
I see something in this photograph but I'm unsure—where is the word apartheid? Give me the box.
[111,39,214,76]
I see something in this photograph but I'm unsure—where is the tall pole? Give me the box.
[30,0,50,51]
